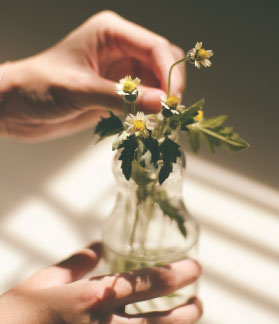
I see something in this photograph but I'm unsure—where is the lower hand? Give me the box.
[0,242,202,324]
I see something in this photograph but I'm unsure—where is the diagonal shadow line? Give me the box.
[0,132,98,223]
[197,215,278,263]
[0,230,53,265]
[203,267,279,315]
[38,186,115,242]
[185,173,278,217]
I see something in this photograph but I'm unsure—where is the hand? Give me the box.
[0,243,202,324]
[0,11,185,140]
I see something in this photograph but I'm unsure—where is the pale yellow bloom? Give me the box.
[160,95,184,116]
[115,76,141,101]
[195,109,204,122]
[187,42,213,69]
[124,112,155,137]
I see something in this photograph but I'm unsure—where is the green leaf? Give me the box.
[159,163,173,185]
[179,98,205,124]
[118,135,138,180]
[141,137,160,167]
[199,127,249,151]
[188,129,200,153]
[94,111,124,141]
[159,137,182,184]
[200,115,227,128]
[155,190,187,237]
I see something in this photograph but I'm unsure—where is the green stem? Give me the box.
[129,206,140,248]
[131,101,136,115]
[167,57,189,97]
[122,100,128,117]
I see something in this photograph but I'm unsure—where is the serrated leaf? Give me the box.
[94,111,124,141]
[199,127,249,151]
[112,131,129,150]
[155,190,187,237]
[179,98,205,124]
[118,135,138,180]
[159,137,182,184]
[159,163,173,185]
[188,129,200,153]
[160,137,181,163]
[200,115,227,128]
[141,136,160,167]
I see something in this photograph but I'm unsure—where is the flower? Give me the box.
[115,76,141,102]
[124,112,155,137]
[161,95,184,117]
[187,42,213,69]
[195,109,204,122]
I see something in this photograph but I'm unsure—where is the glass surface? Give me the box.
[102,152,199,313]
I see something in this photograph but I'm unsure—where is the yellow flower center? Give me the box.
[197,49,209,60]
[195,109,204,122]
[166,95,180,109]
[133,120,145,132]
[123,81,137,94]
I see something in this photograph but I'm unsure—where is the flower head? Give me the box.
[124,112,155,137]
[161,95,184,117]
[195,109,204,122]
[187,42,213,69]
[115,76,141,102]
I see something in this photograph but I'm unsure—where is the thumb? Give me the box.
[24,242,103,289]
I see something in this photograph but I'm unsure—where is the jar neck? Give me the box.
[112,151,186,199]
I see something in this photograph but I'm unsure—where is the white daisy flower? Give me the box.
[187,42,213,69]
[160,94,184,117]
[124,112,155,137]
[115,76,141,102]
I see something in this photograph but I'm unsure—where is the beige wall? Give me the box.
[0,1,278,324]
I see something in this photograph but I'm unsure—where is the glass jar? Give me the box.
[102,151,199,314]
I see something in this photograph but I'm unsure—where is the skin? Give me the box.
[0,10,185,141]
[0,243,202,324]
[0,11,198,323]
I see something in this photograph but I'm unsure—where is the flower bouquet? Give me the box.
[94,42,249,312]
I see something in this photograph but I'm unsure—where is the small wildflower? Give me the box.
[187,42,213,69]
[115,76,141,102]
[195,109,204,122]
[124,112,155,137]
[161,95,184,117]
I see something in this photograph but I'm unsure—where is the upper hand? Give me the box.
[1,11,185,140]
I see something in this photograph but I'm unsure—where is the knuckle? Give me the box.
[174,45,186,58]
[157,37,170,48]
[156,269,177,292]
[94,10,118,21]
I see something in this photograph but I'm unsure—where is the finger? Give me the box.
[55,242,103,282]
[97,12,184,93]
[6,108,108,141]
[83,76,164,114]
[71,259,201,312]
[24,242,103,288]
[107,297,203,324]
[137,86,166,113]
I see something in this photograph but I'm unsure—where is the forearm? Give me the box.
[0,290,59,324]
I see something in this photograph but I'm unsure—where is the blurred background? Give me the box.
[0,1,278,323]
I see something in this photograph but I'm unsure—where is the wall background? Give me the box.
[0,1,278,324]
